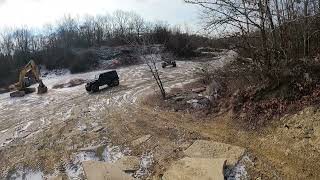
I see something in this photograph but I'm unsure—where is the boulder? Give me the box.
[184,140,246,166]
[82,160,133,180]
[163,157,226,180]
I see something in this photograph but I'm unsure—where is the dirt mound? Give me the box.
[277,107,320,152]
[53,78,87,89]
[0,88,9,94]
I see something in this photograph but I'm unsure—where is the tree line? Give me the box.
[185,0,320,81]
[0,10,211,87]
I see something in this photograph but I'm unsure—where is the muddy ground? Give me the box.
[0,50,320,179]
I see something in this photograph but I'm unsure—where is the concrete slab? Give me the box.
[115,156,140,172]
[82,160,133,180]
[184,140,246,166]
[163,157,226,180]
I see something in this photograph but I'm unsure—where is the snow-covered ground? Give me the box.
[0,50,238,179]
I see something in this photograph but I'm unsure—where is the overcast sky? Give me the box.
[0,0,200,30]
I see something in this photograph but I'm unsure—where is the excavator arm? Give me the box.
[15,60,41,90]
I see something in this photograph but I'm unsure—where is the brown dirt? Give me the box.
[138,86,320,179]
[1,53,320,179]
[2,91,320,179]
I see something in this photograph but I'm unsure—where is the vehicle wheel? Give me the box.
[113,80,119,86]
[162,64,166,68]
[172,62,177,67]
[92,85,99,92]
[85,85,91,92]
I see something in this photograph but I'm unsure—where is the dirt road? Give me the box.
[1,50,319,179]
[0,51,235,179]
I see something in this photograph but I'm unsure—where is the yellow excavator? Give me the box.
[9,60,48,97]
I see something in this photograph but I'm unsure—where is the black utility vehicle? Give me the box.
[86,70,119,92]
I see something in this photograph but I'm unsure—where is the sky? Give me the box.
[0,0,200,30]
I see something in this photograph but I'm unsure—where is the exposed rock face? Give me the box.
[163,157,226,180]
[183,140,246,166]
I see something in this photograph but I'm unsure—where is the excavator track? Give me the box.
[10,88,36,97]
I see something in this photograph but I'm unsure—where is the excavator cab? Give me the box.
[9,60,48,97]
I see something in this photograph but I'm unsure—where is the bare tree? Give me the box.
[0,30,14,56]
[146,53,166,99]
[130,12,145,38]
[113,10,131,38]
[185,0,320,67]
[134,37,166,99]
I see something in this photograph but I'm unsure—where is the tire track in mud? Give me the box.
[0,51,234,149]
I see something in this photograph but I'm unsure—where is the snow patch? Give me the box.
[77,123,87,132]
[1,138,14,148]
[102,145,123,162]
[225,155,250,180]
[1,129,8,133]
[6,168,44,180]
[21,121,34,131]
[135,152,154,178]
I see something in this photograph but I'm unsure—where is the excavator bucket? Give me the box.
[37,81,48,94]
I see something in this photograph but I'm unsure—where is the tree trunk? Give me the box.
[258,0,270,68]
[303,0,309,56]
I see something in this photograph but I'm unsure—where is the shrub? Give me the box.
[69,50,98,73]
